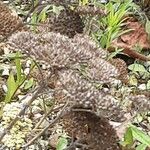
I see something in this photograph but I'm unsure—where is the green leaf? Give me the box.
[128,64,147,73]
[145,18,150,40]
[79,0,89,6]
[129,74,138,86]
[52,5,64,16]
[5,73,17,103]
[31,12,38,30]
[24,78,34,90]
[108,48,123,59]
[136,143,147,150]
[38,5,51,22]
[56,137,68,150]
[123,127,134,146]
[5,53,17,59]
[130,125,150,146]
[145,19,150,34]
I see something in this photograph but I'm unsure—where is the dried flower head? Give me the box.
[8,31,119,84]
[0,2,26,39]
[129,94,150,112]
[55,69,126,121]
[63,111,121,150]
[109,58,129,83]
[37,7,84,38]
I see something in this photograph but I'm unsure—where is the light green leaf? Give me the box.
[123,127,134,146]
[52,5,64,16]
[128,64,147,73]
[24,78,34,90]
[5,53,17,59]
[79,0,89,6]
[5,73,17,103]
[108,48,123,59]
[129,74,138,86]
[38,5,51,22]
[130,125,150,146]
[145,18,150,34]
[145,18,150,40]
[56,137,68,150]
[136,143,147,150]
[31,12,38,30]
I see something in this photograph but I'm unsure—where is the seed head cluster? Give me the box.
[63,111,121,150]
[0,2,26,39]
[8,31,119,84]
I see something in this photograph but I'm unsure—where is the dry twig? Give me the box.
[22,100,70,148]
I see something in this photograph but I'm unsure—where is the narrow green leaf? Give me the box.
[5,53,17,59]
[5,73,17,103]
[145,18,150,40]
[130,125,150,146]
[145,18,150,35]
[31,12,38,30]
[136,144,147,150]
[38,5,51,22]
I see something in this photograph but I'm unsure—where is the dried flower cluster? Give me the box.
[0,1,150,149]
[0,2,26,40]
[109,58,129,83]
[6,31,150,149]
[47,0,78,6]
[129,94,150,112]
[8,31,119,84]
[7,31,150,119]
[37,7,84,38]
[63,111,121,150]
[55,69,126,121]
[0,102,33,149]
[37,2,106,38]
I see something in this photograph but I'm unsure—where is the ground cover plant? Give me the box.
[0,0,150,150]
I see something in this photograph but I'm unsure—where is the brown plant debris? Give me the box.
[129,94,150,112]
[109,58,129,83]
[7,31,150,122]
[63,111,121,150]
[120,18,150,49]
[0,1,27,39]
[55,69,126,121]
[75,5,106,16]
[8,31,119,84]
[37,7,84,38]
[110,18,150,61]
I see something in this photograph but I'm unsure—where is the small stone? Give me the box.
[2,68,9,76]
[24,67,30,75]
[138,84,146,90]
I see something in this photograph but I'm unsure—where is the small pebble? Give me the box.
[138,84,146,90]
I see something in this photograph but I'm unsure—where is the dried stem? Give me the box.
[33,96,67,131]
[22,100,70,148]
